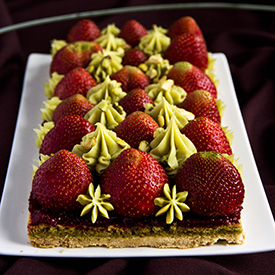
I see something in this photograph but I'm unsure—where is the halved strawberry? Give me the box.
[119,88,154,115]
[178,90,221,124]
[52,94,94,123]
[100,148,168,217]
[164,33,208,71]
[175,151,244,217]
[167,61,217,98]
[113,111,159,149]
[110,65,150,93]
[50,42,102,75]
[119,20,148,47]
[122,48,148,66]
[54,67,97,100]
[32,149,93,211]
[66,19,101,43]
[181,116,232,155]
[39,114,95,155]
[167,16,203,40]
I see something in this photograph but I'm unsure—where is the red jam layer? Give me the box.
[28,192,242,230]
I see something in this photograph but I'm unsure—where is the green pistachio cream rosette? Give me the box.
[44,72,64,98]
[86,75,126,105]
[72,122,130,174]
[145,97,194,129]
[138,25,171,56]
[145,77,187,106]
[94,24,128,52]
[86,49,124,83]
[84,100,126,130]
[139,54,172,82]
[34,121,55,149]
[149,114,197,176]
[40,96,62,122]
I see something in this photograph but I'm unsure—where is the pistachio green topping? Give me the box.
[145,97,194,129]
[138,25,170,56]
[50,39,67,56]
[34,121,55,149]
[95,24,128,52]
[139,54,172,82]
[205,53,219,88]
[77,182,114,223]
[86,75,126,105]
[84,100,126,130]
[145,77,187,105]
[86,50,124,83]
[155,184,190,224]
[72,122,130,173]
[222,125,234,146]
[40,96,62,122]
[44,72,64,98]
[32,154,50,178]
[150,114,197,176]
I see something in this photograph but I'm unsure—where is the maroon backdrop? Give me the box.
[1,0,275,274]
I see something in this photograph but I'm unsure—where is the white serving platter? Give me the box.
[0,53,274,257]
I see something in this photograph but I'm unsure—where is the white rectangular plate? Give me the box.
[0,53,275,257]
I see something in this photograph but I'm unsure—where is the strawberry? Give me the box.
[180,117,232,155]
[50,42,102,75]
[66,19,101,43]
[164,33,208,71]
[100,148,168,217]
[39,114,95,155]
[167,61,217,98]
[119,20,148,47]
[111,65,150,93]
[167,16,203,40]
[54,67,97,100]
[114,111,159,149]
[175,151,244,217]
[52,94,94,123]
[122,48,148,66]
[178,90,221,124]
[32,149,93,211]
[119,88,154,115]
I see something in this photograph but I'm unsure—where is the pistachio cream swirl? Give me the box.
[145,77,187,105]
[40,96,62,122]
[138,25,170,56]
[145,97,194,129]
[44,73,64,98]
[86,75,126,105]
[84,100,126,130]
[34,121,55,149]
[149,114,197,176]
[72,122,130,174]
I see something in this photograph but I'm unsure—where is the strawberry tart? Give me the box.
[27,17,245,249]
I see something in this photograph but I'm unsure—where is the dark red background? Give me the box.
[1,1,275,274]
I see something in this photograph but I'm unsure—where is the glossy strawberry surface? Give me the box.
[40,114,95,155]
[114,111,159,148]
[175,151,244,218]
[32,149,93,211]
[181,116,232,155]
[54,67,97,100]
[100,148,168,218]
[122,48,148,66]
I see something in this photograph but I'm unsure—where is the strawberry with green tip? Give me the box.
[181,116,232,155]
[164,33,208,70]
[100,148,168,217]
[167,16,203,40]
[111,65,150,93]
[50,42,102,75]
[167,61,217,98]
[40,114,95,156]
[119,88,154,115]
[52,94,94,123]
[178,89,221,124]
[32,149,93,211]
[54,67,97,100]
[175,151,244,217]
[66,19,101,43]
[119,20,148,47]
[114,111,159,149]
